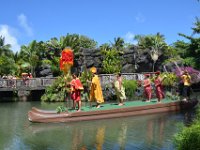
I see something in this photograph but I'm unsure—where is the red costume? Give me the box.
[70,78,83,102]
[154,77,164,100]
[143,76,152,100]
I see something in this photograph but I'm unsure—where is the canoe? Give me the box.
[28,99,198,123]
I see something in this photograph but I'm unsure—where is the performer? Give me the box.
[113,73,126,106]
[88,67,104,108]
[70,73,84,111]
[154,71,166,103]
[143,74,152,102]
[181,70,191,101]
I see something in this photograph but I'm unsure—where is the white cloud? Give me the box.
[0,25,20,53]
[124,32,137,44]
[18,13,33,36]
[135,13,145,23]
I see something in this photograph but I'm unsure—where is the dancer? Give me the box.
[154,71,166,103]
[113,73,126,106]
[70,73,84,111]
[88,67,104,108]
[143,74,152,102]
[181,70,191,101]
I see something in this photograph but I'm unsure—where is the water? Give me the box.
[0,101,197,150]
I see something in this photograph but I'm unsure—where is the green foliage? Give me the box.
[174,107,200,150]
[0,56,17,75]
[56,105,67,113]
[101,48,122,74]
[79,68,92,102]
[134,33,168,54]
[112,37,125,51]
[165,91,180,100]
[123,80,138,99]
[79,68,92,87]
[183,57,197,68]
[176,18,200,69]
[41,75,72,102]
[160,72,178,87]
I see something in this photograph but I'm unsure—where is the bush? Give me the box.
[174,107,200,150]
[101,48,122,73]
[123,80,138,99]
[41,75,71,102]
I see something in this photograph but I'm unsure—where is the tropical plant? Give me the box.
[134,33,168,71]
[0,36,14,57]
[159,72,178,87]
[101,48,122,73]
[122,79,138,99]
[112,37,125,51]
[175,17,200,69]
[41,75,72,102]
[56,105,67,113]
[19,40,40,77]
[79,67,92,87]
[174,106,200,150]
[0,56,17,75]
[0,36,17,75]
[78,67,93,101]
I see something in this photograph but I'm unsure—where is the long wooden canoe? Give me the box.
[28,99,198,123]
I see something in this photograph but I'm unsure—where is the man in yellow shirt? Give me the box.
[181,70,191,101]
[89,67,104,108]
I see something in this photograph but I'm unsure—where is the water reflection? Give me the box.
[25,113,181,150]
[0,101,198,150]
[118,123,127,150]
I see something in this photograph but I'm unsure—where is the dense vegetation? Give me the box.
[0,18,200,77]
[174,106,200,150]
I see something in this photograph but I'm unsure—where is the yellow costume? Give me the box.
[114,80,126,101]
[89,67,104,104]
[181,74,191,86]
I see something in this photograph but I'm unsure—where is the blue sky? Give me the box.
[0,0,199,53]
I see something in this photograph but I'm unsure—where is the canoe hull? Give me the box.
[28,99,198,123]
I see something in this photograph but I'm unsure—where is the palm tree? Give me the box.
[0,36,13,57]
[134,33,167,71]
[112,37,125,51]
[19,40,39,77]
[150,33,167,72]
[192,17,200,35]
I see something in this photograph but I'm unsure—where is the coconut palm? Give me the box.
[0,36,17,75]
[0,36,14,57]
[19,40,39,77]
[134,33,167,71]
[112,37,125,51]
[192,17,200,35]
[150,33,167,71]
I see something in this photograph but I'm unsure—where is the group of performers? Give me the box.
[143,71,166,103]
[143,70,192,103]
[69,67,192,111]
[69,67,105,111]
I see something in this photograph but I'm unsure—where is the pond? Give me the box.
[0,100,197,150]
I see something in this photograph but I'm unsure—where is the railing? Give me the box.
[0,78,56,91]
[0,73,146,91]
[99,73,145,87]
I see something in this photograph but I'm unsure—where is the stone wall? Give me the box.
[36,45,183,77]
[73,46,167,74]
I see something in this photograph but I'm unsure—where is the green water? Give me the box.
[0,100,197,150]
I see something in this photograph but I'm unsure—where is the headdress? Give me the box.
[90,67,97,73]
[155,71,160,75]
[144,74,150,77]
